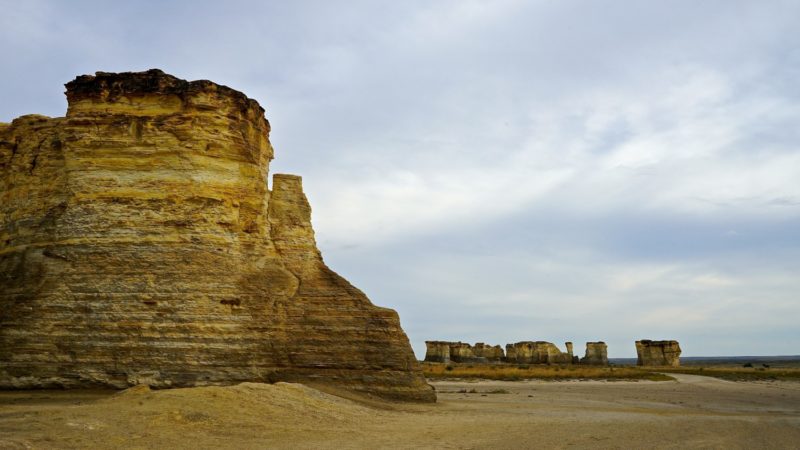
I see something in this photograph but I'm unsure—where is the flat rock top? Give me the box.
[638,340,680,345]
[65,68,264,114]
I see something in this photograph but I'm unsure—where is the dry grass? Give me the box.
[657,366,800,381]
[423,362,800,383]
[421,363,674,381]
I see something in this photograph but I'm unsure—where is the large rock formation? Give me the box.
[0,70,434,402]
[635,340,681,367]
[505,341,573,365]
[580,342,608,365]
[423,341,504,363]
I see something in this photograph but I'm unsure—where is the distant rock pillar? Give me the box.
[449,342,478,363]
[507,341,573,364]
[505,343,517,362]
[580,342,609,365]
[635,340,681,367]
[424,341,451,363]
[473,343,505,362]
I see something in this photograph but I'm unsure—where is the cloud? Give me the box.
[1,0,798,357]
[304,60,800,250]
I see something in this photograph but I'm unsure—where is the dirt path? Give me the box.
[1,375,799,449]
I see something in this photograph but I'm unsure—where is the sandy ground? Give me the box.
[1,374,799,449]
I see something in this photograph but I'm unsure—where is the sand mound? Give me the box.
[107,382,375,423]
[0,383,381,449]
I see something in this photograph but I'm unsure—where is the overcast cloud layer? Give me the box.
[2,0,798,357]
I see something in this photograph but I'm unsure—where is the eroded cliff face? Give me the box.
[635,340,681,367]
[0,70,435,402]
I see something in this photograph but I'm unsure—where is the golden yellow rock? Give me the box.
[0,70,435,402]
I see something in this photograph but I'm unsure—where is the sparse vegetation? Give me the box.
[422,363,674,381]
[487,388,510,394]
[656,366,800,382]
[453,387,509,394]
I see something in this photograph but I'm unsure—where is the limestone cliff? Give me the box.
[635,340,681,367]
[0,70,435,402]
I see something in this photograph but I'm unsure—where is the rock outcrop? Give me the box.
[424,341,504,363]
[580,342,608,365]
[505,341,573,365]
[635,340,681,367]
[0,70,434,402]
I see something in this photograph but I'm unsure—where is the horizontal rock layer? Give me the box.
[0,69,434,402]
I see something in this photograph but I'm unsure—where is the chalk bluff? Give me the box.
[0,70,435,402]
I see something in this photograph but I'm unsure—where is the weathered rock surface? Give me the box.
[580,342,608,365]
[635,340,681,367]
[0,70,434,402]
[505,341,573,365]
[424,341,504,363]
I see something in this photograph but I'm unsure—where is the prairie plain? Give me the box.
[2,372,799,449]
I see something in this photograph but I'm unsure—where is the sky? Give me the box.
[2,0,798,358]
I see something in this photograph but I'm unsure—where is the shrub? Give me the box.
[487,388,510,394]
